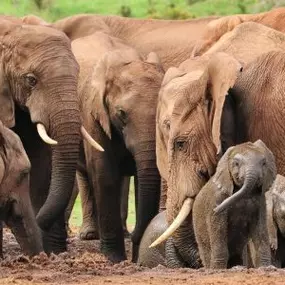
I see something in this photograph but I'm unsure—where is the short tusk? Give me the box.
[80,126,104,152]
[149,197,194,248]
[37,123,58,145]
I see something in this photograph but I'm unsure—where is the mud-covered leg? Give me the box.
[210,213,228,269]
[165,238,186,268]
[251,200,271,267]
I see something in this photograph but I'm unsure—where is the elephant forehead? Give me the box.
[230,144,265,161]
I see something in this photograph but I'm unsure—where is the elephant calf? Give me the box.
[0,121,43,257]
[266,174,285,267]
[193,140,276,269]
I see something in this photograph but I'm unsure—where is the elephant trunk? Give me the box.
[36,98,81,231]
[214,168,258,214]
[132,141,161,262]
[7,191,43,256]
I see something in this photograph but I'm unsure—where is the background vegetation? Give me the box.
[2,0,285,22]
[2,0,283,229]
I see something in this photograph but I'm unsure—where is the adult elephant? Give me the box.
[22,14,219,69]
[71,32,164,262]
[192,7,285,56]
[148,22,285,266]
[0,17,101,254]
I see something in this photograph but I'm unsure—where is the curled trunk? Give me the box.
[214,170,258,214]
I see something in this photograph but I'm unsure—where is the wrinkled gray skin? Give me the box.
[266,174,285,268]
[193,140,276,269]
[138,211,188,268]
[0,122,43,257]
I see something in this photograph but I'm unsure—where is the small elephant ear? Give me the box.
[253,139,277,192]
[207,52,242,153]
[212,146,235,201]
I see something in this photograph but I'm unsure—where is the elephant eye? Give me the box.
[25,73,37,88]
[117,108,127,125]
[175,140,186,151]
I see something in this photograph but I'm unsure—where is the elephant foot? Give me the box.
[100,238,127,263]
[42,217,68,255]
[79,223,99,240]
[42,232,67,254]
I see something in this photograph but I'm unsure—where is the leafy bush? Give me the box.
[147,2,195,19]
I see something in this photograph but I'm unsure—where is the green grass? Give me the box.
[0,0,267,22]
[69,177,136,229]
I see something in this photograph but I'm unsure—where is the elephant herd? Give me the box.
[0,6,285,271]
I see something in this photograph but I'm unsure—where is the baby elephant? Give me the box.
[0,122,43,257]
[193,140,276,269]
[266,174,285,267]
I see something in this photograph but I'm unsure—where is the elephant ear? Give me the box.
[0,62,14,128]
[212,146,235,204]
[253,139,277,193]
[90,49,139,139]
[207,52,242,154]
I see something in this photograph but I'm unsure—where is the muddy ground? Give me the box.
[1,229,285,285]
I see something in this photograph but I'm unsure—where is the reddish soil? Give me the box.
[1,228,285,285]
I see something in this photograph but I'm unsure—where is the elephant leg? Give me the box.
[165,237,186,268]
[64,182,79,235]
[120,176,130,238]
[78,169,99,240]
[210,214,228,269]
[42,214,67,254]
[91,156,126,262]
[159,178,168,212]
[0,221,2,258]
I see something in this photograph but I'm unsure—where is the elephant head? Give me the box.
[0,121,43,256]
[213,139,276,214]
[0,18,101,232]
[151,53,242,257]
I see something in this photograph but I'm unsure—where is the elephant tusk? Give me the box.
[149,197,194,248]
[37,123,58,145]
[80,126,104,152]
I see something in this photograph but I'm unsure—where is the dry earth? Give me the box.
[1,228,285,285]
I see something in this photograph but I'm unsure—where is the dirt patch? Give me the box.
[1,228,285,285]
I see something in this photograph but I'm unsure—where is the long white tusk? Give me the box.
[149,197,194,248]
[37,123,58,145]
[80,126,104,152]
